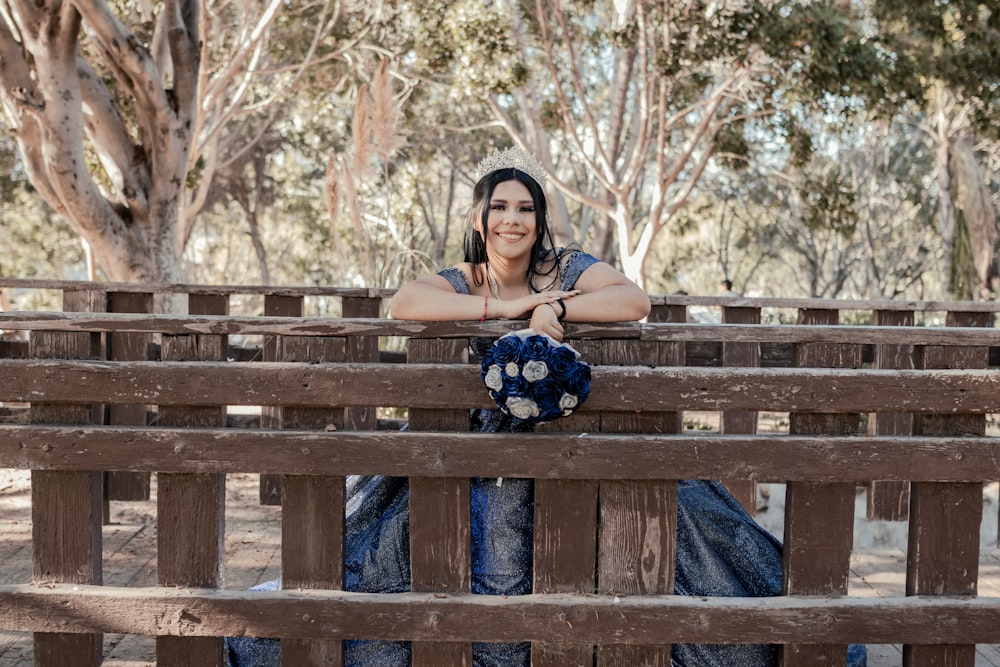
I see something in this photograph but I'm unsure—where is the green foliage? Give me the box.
[753,1,922,117]
[714,119,751,170]
[872,0,1000,138]
[398,1,527,96]
[800,166,858,235]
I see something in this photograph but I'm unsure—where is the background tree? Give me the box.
[870,0,1000,298]
[409,0,921,289]
[2,0,997,306]
[0,0,377,291]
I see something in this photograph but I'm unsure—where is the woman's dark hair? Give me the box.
[463,168,557,291]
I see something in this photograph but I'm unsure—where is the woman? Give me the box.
[227,148,865,666]
[389,154,650,340]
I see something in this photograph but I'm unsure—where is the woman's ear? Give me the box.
[472,208,485,234]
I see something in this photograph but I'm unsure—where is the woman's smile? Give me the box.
[496,230,526,243]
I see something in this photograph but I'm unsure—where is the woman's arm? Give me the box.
[557,261,651,323]
[527,261,649,341]
[390,270,578,321]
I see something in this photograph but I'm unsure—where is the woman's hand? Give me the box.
[529,300,566,341]
[493,290,578,321]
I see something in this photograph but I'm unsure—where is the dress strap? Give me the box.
[558,248,599,290]
[438,267,471,295]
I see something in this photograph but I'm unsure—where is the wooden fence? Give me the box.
[1,279,999,666]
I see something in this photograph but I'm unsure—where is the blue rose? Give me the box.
[492,335,522,365]
[546,345,578,380]
[565,363,591,402]
[530,377,566,422]
[501,370,528,398]
[522,335,552,361]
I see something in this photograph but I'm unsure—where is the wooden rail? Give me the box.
[0,281,998,666]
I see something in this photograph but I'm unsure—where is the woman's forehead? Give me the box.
[491,179,533,201]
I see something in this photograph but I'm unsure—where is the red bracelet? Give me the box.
[480,296,489,321]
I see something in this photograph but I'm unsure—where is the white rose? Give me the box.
[521,360,549,383]
[505,361,520,377]
[506,396,540,420]
[484,364,504,391]
[558,393,579,411]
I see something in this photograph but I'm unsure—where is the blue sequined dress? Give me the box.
[226,250,865,667]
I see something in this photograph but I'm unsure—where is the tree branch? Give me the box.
[164,0,200,116]
[76,56,150,219]
[73,0,168,117]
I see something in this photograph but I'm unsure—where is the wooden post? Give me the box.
[594,302,684,667]
[903,310,987,667]
[531,334,605,666]
[156,293,229,665]
[259,295,303,505]
[30,289,103,666]
[720,305,762,514]
[780,308,860,666]
[105,291,153,508]
[407,338,471,666]
[342,295,381,430]
[867,309,915,521]
[276,304,349,667]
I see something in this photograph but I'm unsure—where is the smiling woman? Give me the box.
[389,147,650,340]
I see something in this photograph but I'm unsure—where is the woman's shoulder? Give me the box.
[540,245,600,266]
[537,246,601,289]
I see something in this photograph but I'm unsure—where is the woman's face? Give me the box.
[483,179,538,261]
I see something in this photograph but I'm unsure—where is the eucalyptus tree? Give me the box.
[0,0,379,288]
[869,0,999,299]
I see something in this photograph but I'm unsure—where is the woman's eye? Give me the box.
[490,203,505,211]
[521,206,535,213]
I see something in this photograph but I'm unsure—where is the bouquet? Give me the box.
[480,329,591,424]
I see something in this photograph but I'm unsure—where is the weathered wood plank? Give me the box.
[531,331,603,667]
[4,360,1000,413]
[6,275,1000,311]
[0,310,637,340]
[0,278,387,297]
[782,308,860,666]
[263,297,349,666]
[156,293,228,665]
[3,584,1000,645]
[905,310,989,667]
[4,427,1000,481]
[342,296,381,430]
[259,294,304,506]
[533,475,598,667]
[721,305,762,514]
[105,291,153,503]
[407,338,471,667]
[28,289,103,666]
[6,308,1000,350]
[592,303,683,667]
[867,309,916,521]
[280,474,344,667]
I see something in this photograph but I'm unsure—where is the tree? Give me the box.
[870,0,1000,298]
[411,0,915,289]
[0,134,86,311]
[0,0,376,289]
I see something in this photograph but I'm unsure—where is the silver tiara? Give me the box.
[476,146,548,186]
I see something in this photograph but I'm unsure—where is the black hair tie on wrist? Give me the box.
[555,298,566,321]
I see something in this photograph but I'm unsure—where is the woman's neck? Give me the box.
[485,256,531,299]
